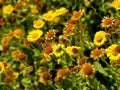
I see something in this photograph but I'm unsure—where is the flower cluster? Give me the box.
[0,0,120,90]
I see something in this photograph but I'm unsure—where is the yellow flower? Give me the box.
[110,0,120,10]
[65,46,81,56]
[39,75,47,85]
[3,4,14,15]
[13,72,19,79]
[33,19,45,29]
[54,7,68,16]
[43,10,55,21]
[84,1,91,7]
[52,43,64,57]
[0,62,4,73]
[13,28,23,39]
[27,30,43,42]
[94,31,107,47]
[106,44,120,61]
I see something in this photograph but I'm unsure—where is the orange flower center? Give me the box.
[103,18,112,25]
[96,36,103,42]
[32,33,39,38]
[82,65,93,75]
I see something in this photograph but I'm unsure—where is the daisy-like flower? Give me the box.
[106,44,120,61]
[110,0,120,10]
[71,9,85,20]
[65,46,81,56]
[33,19,45,29]
[45,30,56,40]
[101,16,114,28]
[43,10,55,21]
[27,30,43,42]
[80,63,95,78]
[52,43,64,57]
[54,7,68,16]
[57,69,69,77]
[94,31,107,47]
[0,62,5,73]
[90,48,104,60]
[3,4,14,15]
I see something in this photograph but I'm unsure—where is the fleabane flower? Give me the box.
[94,31,107,47]
[33,19,45,29]
[106,44,120,61]
[27,30,43,42]
[3,4,14,15]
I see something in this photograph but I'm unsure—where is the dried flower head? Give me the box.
[1,37,10,45]
[18,53,28,62]
[78,56,87,67]
[90,48,104,60]
[80,63,95,78]
[45,30,56,40]
[71,9,85,20]
[101,16,114,28]
[12,50,21,58]
[114,20,120,27]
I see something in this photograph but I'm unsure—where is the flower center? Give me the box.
[32,33,39,38]
[96,36,103,42]
[72,48,79,54]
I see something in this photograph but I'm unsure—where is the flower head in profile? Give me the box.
[101,16,114,28]
[65,46,81,56]
[33,19,45,29]
[90,48,105,60]
[80,63,95,78]
[3,4,14,15]
[94,31,107,47]
[106,44,120,61]
[54,7,68,16]
[110,0,120,10]
[71,9,85,20]
[0,62,5,73]
[27,30,43,42]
